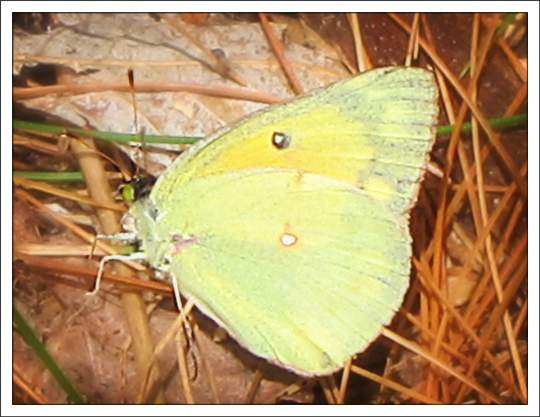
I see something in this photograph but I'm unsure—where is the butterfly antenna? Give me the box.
[128,68,148,177]
[128,68,139,138]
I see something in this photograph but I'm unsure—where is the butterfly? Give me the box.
[128,66,439,376]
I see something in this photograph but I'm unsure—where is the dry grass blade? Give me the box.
[13,175,125,212]
[13,80,284,104]
[351,364,441,404]
[69,135,167,403]
[259,13,304,95]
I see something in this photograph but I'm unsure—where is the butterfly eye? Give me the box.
[271,131,292,149]
[147,204,159,221]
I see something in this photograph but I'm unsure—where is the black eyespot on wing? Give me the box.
[271,131,292,149]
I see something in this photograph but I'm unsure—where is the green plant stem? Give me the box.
[13,113,527,183]
[13,305,87,404]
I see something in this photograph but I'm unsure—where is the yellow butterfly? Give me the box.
[129,66,438,375]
